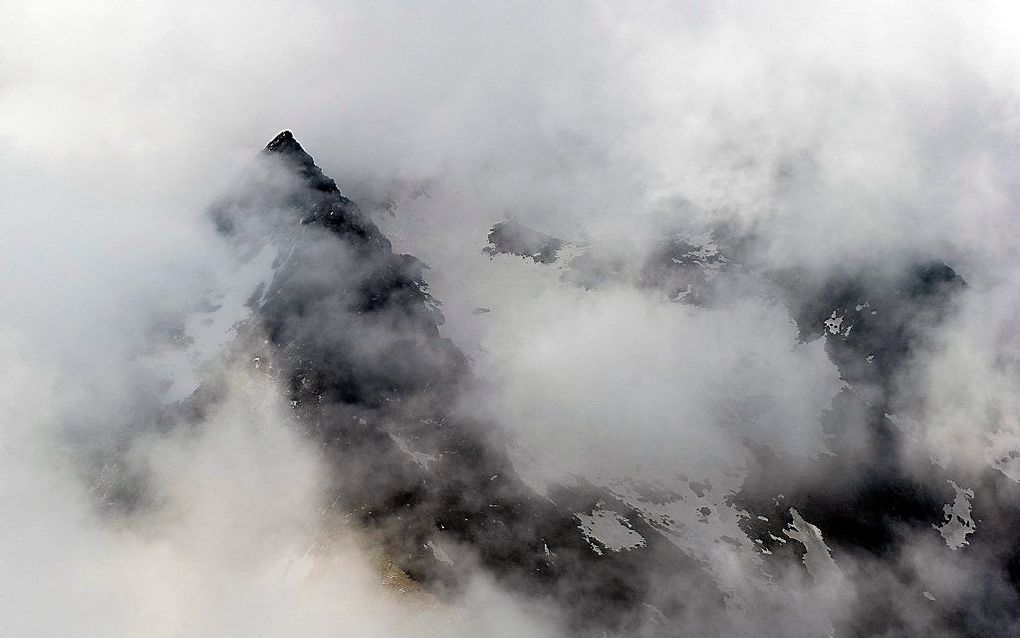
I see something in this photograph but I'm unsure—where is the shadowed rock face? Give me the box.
[484,220,565,264]
[483,219,730,303]
[478,217,1020,636]
[732,264,1020,638]
[205,132,726,636]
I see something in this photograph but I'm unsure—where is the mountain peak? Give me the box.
[265,130,302,154]
[262,130,338,193]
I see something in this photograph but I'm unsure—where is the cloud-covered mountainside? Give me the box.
[64,130,1007,637]
[4,5,1020,636]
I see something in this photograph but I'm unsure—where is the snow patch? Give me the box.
[576,507,646,553]
[389,433,438,470]
[823,310,852,337]
[785,508,841,584]
[936,480,976,549]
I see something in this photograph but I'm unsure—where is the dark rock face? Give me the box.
[478,218,1020,636]
[483,219,732,303]
[733,264,1020,637]
[484,220,565,264]
[209,132,725,636]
